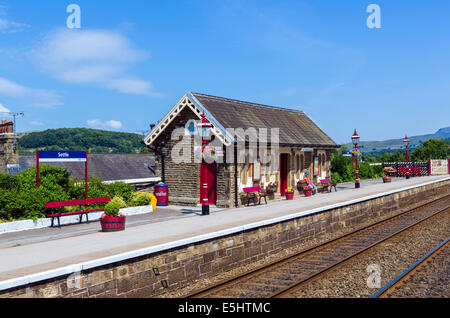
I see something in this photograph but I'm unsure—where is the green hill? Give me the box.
[343,127,450,153]
[17,128,147,154]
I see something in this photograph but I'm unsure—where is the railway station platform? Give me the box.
[0,175,449,297]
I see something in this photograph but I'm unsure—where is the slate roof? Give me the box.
[13,154,156,181]
[191,92,339,148]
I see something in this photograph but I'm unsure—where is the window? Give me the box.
[185,119,197,136]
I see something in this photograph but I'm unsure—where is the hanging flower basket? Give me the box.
[194,145,219,162]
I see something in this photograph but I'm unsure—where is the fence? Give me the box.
[382,162,429,177]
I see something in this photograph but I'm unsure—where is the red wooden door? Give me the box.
[200,161,217,205]
[280,154,288,197]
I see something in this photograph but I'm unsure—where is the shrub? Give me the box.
[0,174,20,190]
[104,182,135,204]
[131,193,150,207]
[103,201,121,217]
[330,172,343,184]
[17,165,70,192]
[111,196,127,208]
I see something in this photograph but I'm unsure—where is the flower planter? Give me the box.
[266,186,278,194]
[100,215,126,232]
[383,176,392,183]
[303,189,313,197]
[286,192,294,200]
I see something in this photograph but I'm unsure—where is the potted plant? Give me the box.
[297,179,307,193]
[383,167,396,177]
[303,185,313,197]
[286,187,295,200]
[100,201,126,232]
[266,182,278,194]
[383,173,392,183]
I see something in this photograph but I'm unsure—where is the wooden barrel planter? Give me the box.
[286,192,294,200]
[100,215,126,232]
[383,176,392,183]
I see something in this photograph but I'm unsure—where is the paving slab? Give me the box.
[0,175,448,287]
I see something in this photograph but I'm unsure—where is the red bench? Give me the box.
[45,197,111,228]
[319,179,337,193]
[243,186,268,206]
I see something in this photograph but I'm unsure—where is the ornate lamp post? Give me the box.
[352,129,361,189]
[403,135,410,179]
[197,113,213,215]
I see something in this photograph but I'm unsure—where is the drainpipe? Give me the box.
[142,141,165,183]
[234,142,238,208]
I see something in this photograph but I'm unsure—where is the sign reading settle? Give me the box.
[38,151,87,162]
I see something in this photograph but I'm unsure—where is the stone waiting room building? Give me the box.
[144,92,339,208]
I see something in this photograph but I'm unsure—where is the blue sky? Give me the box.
[0,0,449,144]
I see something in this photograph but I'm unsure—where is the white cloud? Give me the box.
[30,121,44,126]
[35,29,162,96]
[87,119,123,130]
[0,103,11,114]
[0,77,62,108]
[0,5,28,33]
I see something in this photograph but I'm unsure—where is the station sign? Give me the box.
[38,150,87,162]
[342,151,352,157]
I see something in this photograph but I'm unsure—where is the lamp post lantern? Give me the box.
[403,135,410,179]
[351,129,360,189]
[197,113,213,215]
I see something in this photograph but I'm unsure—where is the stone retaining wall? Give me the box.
[1,179,448,298]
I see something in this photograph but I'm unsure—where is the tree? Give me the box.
[411,139,449,161]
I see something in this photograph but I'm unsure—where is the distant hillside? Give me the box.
[343,127,450,153]
[17,128,147,154]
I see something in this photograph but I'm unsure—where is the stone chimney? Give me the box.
[0,119,18,173]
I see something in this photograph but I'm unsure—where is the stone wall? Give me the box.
[0,133,18,174]
[1,179,448,298]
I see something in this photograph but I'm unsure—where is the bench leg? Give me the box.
[57,216,61,228]
[86,213,89,224]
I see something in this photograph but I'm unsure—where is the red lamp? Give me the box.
[197,113,213,215]
[351,129,360,189]
[403,135,410,179]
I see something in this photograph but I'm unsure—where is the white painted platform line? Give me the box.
[0,176,448,292]
[0,205,153,235]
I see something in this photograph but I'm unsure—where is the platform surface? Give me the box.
[0,175,448,288]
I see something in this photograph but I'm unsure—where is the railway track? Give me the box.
[186,194,450,298]
[371,237,449,298]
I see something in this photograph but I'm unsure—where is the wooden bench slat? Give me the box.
[45,197,111,208]
[45,197,111,227]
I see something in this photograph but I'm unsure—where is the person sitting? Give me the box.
[304,171,317,195]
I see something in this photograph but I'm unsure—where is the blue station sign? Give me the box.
[38,150,87,162]
[342,151,352,157]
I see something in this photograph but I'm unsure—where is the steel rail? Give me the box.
[271,207,448,298]
[186,194,450,298]
[371,236,449,298]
